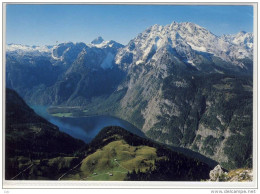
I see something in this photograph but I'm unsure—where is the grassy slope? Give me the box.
[8,126,214,181]
[60,126,213,181]
[63,140,158,180]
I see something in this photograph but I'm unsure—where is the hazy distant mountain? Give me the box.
[221,31,253,54]
[91,36,104,44]
[6,44,53,57]
[6,38,125,105]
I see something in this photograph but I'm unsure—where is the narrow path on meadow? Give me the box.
[11,163,34,180]
[58,160,84,180]
[114,160,130,172]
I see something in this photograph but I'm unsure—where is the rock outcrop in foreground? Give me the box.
[209,165,253,182]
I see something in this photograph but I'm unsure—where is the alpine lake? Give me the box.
[31,105,144,143]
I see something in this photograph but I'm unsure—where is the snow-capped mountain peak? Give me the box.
[115,21,253,69]
[89,38,124,49]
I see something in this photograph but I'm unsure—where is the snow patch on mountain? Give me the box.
[90,41,110,48]
[136,60,144,65]
[186,59,196,67]
[187,42,207,52]
[101,52,115,69]
[51,45,62,60]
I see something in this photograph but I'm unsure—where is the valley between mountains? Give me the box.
[5,21,253,180]
[5,88,215,181]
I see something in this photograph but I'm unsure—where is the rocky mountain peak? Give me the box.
[91,36,104,44]
[115,21,253,71]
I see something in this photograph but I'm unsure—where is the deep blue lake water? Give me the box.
[31,106,144,143]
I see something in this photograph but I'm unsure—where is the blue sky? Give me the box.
[6,4,254,46]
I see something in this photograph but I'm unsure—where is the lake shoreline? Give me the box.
[30,105,145,143]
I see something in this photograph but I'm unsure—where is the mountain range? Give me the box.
[6,21,253,170]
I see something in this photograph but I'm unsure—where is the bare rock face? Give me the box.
[228,169,253,182]
[209,165,253,182]
[209,165,226,181]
